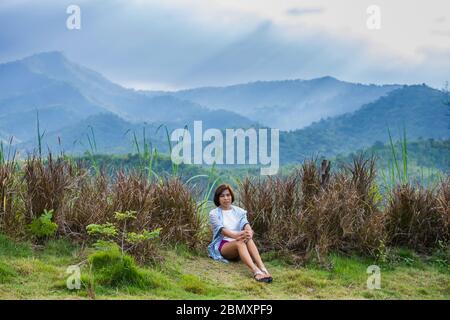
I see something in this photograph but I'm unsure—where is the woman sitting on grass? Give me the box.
[207,184,273,283]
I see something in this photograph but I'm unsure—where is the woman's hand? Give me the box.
[233,228,253,243]
[244,229,253,241]
[235,231,247,241]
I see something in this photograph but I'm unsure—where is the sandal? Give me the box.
[260,268,273,283]
[253,269,271,283]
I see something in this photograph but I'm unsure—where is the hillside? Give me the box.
[335,139,450,174]
[0,52,256,148]
[279,85,449,163]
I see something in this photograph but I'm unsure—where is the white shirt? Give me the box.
[221,209,241,241]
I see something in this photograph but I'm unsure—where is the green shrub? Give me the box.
[29,209,58,239]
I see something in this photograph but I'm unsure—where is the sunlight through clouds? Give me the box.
[0,0,449,89]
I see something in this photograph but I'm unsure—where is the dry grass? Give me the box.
[298,172,385,261]
[150,178,203,249]
[0,160,25,238]
[385,181,450,251]
[63,171,111,239]
[239,155,386,262]
[0,153,448,264]
[23,155,79,226]
[239,173,302,251]
[0,155,203,263]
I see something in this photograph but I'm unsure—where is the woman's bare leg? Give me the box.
[220,240,266,280]
[219,241,240,260]
[246,239,271,277]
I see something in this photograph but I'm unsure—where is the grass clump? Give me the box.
[0,233,33,258]
[429,241,450,272]
[179,274,208,295]
[88,244,149,288]
[0,261,17,283]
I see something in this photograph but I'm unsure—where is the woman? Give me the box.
[207,184,273,283]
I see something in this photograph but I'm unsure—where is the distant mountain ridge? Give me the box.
[0,51,447,163]
[0,51,257,148]
[150,76,401,130]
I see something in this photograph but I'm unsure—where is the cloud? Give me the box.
[0,0,449,90]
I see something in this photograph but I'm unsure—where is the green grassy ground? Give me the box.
[0,235,449,300]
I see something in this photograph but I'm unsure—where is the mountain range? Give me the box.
[0,51,448,165]
[0,52,255,146]
[157,77,401,130]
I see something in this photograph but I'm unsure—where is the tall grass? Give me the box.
[85,125,100,176]
[156,124,181,177]
[0,144,23,238]
[63,170,109,239]
[380,128,444,190]
[36,110,45,159]
[384,127,409,188]
[240,155,386,262]
[2,120,448,264]
[131,127,160,182]
[239,172,303,251]
[23,153,79,226]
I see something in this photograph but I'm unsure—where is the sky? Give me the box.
[0,0,449,90]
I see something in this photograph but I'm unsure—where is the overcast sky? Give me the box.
[1,0,449,90]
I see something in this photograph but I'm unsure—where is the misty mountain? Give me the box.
[0,82,109,143]
[0,51,256,148]
[17,52,256,126]
[1,52,446,165]
[279,85,450,163]
[154,76,401,130]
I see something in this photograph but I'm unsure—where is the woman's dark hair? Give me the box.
[214,184,235,207]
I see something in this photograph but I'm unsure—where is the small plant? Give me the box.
[85,211,161,289]
[29,209,58,239]
[86,210,161,256]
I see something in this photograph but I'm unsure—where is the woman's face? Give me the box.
[219,189,232,208]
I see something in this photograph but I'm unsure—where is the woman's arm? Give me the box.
[243,224,253,240]
[221,228,246,241]
[221,225,253,242]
